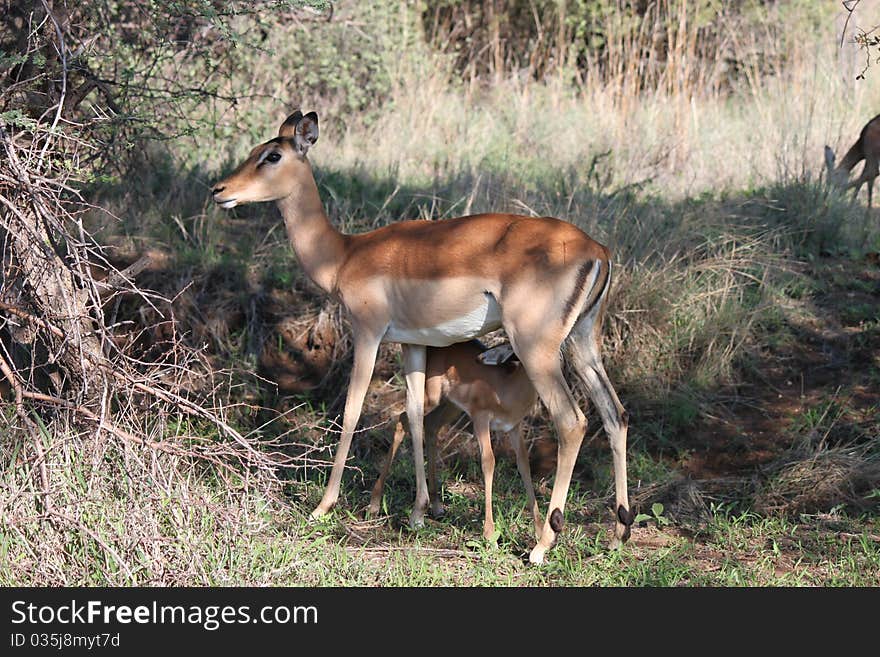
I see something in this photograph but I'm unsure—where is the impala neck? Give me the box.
[838,141,865,174]
[275,161,347,294]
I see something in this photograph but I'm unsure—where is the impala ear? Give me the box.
[477,343,518,367]
[293,111,319,155]
[824,144,836,170]
[279,110,304,138]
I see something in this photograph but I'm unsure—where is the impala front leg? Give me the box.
[402,344,430,529]
[311,329,382,519]
[367,412,407,516]
[507,424,543,541]
[473,413,496,541]
[425,401,461,518]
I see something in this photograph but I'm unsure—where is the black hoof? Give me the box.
[617,504,635,543]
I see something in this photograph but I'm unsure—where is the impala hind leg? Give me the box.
[515,350,586,565]
[312,331,382,519]
[567,317,633,548]
[507,424,543,541]
[402,344,430,529]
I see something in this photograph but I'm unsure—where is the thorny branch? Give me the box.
[839,0,880,80]
[0,1,312,532]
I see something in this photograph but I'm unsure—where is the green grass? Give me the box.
[2,422,878,586]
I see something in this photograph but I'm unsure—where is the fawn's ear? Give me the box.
[293,111,319,156]
[824,145,836,170]
[477,343,518,366]
[279,110,304,138]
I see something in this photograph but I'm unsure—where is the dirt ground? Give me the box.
[683,255,879,477]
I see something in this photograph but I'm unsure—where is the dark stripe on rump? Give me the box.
[577,259,610,322]
[563,260,595,324]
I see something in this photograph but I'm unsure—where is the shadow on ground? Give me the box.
[86,153,880,541]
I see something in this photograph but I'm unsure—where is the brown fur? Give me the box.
[826,114,880,208]
[213,111,631,563]
[368,340,544,541]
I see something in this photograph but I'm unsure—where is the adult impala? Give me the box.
[212,110,633,563]
[825,113,880,209]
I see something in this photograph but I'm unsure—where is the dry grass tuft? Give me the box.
[754,446,880,516]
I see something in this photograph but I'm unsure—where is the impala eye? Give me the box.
[265,152,281,163]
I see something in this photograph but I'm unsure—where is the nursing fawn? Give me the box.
[368,341,542,540]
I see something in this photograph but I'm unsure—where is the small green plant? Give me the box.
[635,502,671,527]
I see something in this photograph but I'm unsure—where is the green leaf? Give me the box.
[652,502,665,517]
[0,110,38,130]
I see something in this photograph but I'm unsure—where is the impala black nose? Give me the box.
[212,186,225,195]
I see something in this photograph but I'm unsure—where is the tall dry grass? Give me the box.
[323,25,879,200]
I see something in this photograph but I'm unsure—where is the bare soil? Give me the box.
[679,254,879,475]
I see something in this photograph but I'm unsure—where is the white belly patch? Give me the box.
[383,293,502,347]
